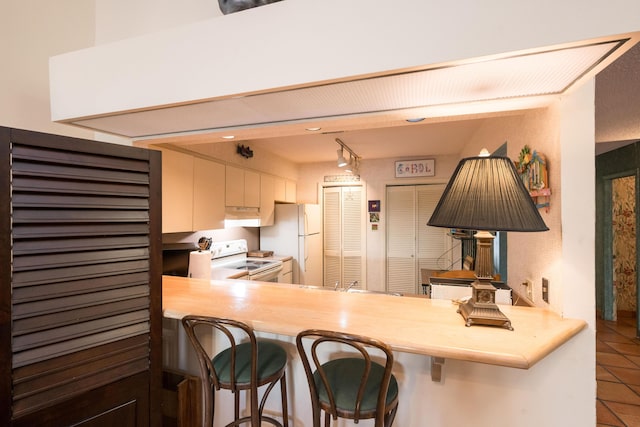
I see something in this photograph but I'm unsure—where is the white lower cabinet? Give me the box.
[278,259,293,284]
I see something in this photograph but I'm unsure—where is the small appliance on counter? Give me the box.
[162,242,199,277]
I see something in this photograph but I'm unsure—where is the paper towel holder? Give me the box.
[198,236,212,251]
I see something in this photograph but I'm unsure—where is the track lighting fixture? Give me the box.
[335,138,360,173]
[337,148,348,167]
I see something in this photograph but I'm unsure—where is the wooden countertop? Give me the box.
[162,276,587,370]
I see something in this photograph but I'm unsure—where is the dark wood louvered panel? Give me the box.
[12,260,150,288]
[12,336,150,418]
[13,235,151,256]
[13,222,150,239]
[4,128,162,424]
[12,272,149,303]
[11,373,150,427]
[13,247,150,271]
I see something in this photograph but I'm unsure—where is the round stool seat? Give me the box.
[213,341,288,386]
[314,358,399,413]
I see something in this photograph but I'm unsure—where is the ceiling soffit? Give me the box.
[70,38,636,142]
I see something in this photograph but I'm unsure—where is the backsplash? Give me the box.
[163,227,260,251]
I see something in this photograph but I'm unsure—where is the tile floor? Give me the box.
[597,316,640,426]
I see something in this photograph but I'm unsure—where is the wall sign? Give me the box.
[395,159,435,178]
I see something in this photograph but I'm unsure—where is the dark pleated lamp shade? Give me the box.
[427,156,549,232]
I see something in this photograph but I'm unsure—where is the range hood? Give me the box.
[48,2,640,141]
[224,207,261,228]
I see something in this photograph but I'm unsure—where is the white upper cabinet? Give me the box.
[260,174,275,227]
[158,147,225,233]
[193,157,225,231]
[160,148,194,233]
[274,177,296,203]
[225,166,260,208]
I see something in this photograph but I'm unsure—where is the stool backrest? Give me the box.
[296,329,396,426]
[181,315,258,426]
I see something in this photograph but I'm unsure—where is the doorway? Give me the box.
[611,176,637,322]
[322,185,365,289]
[385,184,456,295]
[596,142,640,337]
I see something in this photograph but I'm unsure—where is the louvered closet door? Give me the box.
[417,185,454,273]
[323,188,342,287]
[0,128,161,426]
[342,187,363,287]
[386,186,416,294]
[323,186,364,288]
[386,184,452,294]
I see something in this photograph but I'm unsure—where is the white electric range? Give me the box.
[210,239,283,282]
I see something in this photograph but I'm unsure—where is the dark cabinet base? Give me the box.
[12,373,150,427]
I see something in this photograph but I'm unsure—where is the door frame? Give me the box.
[596,141,640,336]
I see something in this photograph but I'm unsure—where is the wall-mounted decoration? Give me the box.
[368,200,380,212]
[369,213,379,223]
[515,145,551,211]
[395,159,435,178]
[237,144,253,159]
[324,175,361,182]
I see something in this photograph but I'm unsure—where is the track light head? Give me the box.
[337,148,348,167]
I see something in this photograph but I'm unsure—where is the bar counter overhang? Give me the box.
[162,276,586,370]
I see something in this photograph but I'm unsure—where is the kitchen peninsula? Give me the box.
[163,276,586,426]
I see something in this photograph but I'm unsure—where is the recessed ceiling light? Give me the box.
[222,135,235,139]
[406,118,425,123]
[305,127,322,131]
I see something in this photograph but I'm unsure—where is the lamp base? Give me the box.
[457,280,514,330]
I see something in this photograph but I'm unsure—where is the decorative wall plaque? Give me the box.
[395,159,435,178]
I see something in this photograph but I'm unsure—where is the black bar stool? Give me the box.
[182,315,289,427]
[296,329,399,427]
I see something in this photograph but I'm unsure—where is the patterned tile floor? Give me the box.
[597,316,640,426]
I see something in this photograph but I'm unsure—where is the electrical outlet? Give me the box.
[542,278,549,303]
[523,280,533,301]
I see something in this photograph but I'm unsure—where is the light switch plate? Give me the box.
[542,278,549,303]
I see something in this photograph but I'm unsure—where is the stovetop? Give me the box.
[209,239,282,275]
[224,259,275,270]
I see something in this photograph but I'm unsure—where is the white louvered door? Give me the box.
[386,184,454,294]
[386,186,416,294]
[323,186,364,288]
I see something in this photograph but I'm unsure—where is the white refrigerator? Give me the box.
[260,204,322,286]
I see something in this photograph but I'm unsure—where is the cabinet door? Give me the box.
[162,149,194,233]
[260,174,275,226]
[277,260,293,284]
[225,166,245,207]
[193,158,225,230]
[274,177,286,202]
[285,180,297,203]
[244,170,260,208]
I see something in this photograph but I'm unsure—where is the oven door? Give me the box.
[249,264,283,282]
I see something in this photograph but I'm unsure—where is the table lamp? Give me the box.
[427,153,548,330]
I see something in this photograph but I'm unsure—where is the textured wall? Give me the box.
[613,175,637,313]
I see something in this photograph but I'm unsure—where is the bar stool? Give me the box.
[296,329,399,427]
[181,315,289,427]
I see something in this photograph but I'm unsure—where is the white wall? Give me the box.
[1,1,96,138]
